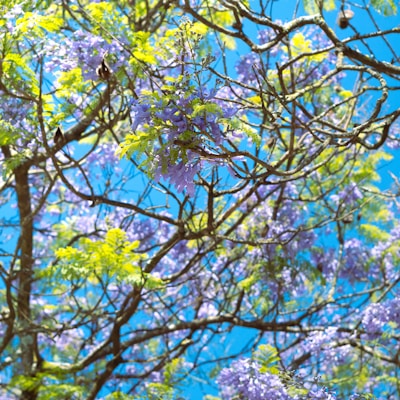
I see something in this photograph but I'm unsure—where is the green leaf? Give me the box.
[371,0,397,15]
[86,2,113,22]
[192,102,222,118]
[15,12,63,35]
[38,383,85,400]
[3,150,31,177]
[359,224,391,241]
[105,392,135,400]
[54,228,161,288]
[3,53,38,93]
[131,31,158,65]
[0,120,21,145]
[239,273,259,292]
[303,0,336,14]
[56,68,85,95]
[133,50,157,64]
[164,358,183,384]
[117,131,155,159]
[253,344,280,374]
[145,383,175,400]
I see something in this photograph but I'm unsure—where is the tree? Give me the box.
[0,0,400,398]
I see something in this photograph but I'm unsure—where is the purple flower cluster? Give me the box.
[340,238,370,283]
[303,327,338,354]
[362,296,400,338]
[154,156,201,196]
[129,86,238,195]
[217,359,294,400]
[217,358,341,399]
[301,327,352,368]
[0,93,34,140]
[330,182,363,208]
[235,52,263,82]
[3,4,24,34]
[230,185,319,299]
[83,141,122,184]
[43,29,126,80]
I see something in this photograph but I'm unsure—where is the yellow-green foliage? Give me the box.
[55,228,162,288]
[117,131,154,159]
[86,2,113,24]
[144,358,185,400]
[0,120,20,146]
[15,12,63,35]
[303,0,336,14]
[353,150,392,182]
[254,344,281,375]
[105,392,135,400]
[2,52,39,94]
[371,0,397,15]
[239,271,260,292]
[359,224,391,242]
[131,32,158,65]
[10,374,85,400]
[289,32,327,63]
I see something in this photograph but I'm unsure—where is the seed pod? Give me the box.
[53,126,64,145]
[337,9,354,29]
[96,54,112,80]
[261,224,270,237]
[342,213,354,224]
[89,198,97,207]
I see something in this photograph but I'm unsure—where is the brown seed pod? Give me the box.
[337,9,354,29]
[53,126,64,145]
[342,213,354,224]
[96,53,112,80]
[266,137,276,148]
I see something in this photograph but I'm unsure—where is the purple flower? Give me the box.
[155,159,200,196]
[362,296,400,338]
[217,359,294,400]
[131,103,152,131]
[235,53,261,82]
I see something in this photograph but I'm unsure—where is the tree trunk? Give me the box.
[15,164,36,399]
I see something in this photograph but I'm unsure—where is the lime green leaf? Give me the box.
[105,392,135,400]
[146,382,175,399]
[303,0,336,14]
[39,383,85,400]
[239,274,259,292]
[192,22,208,35]
[371,0,397,15]
[247,95,262,105]
[254,344,281,374]
[0,120,21,145]
[3,150,31,177]
[192,102,222,118]
[117,131,154,159]
[86,2,113,22]
[54,228,161,288]
[3,53,38,91]
[133,50,157,64]
[16,12,63,34]
[290,32,326,62]
[359,224,391,241]
[339,90,353,99]
[56,68,85,95]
